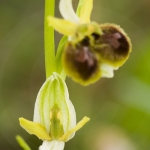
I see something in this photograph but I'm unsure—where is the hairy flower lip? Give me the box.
[62,41,101,85]
[97,23,132,67]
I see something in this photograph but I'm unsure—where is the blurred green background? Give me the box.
[0,0,150,150]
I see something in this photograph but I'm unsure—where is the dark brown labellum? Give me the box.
[93,24,131,64]
[63,41,99,80]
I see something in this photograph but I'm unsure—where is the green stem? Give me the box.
[44,0,56,79]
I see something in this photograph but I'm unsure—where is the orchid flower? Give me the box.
[19,73,90,150]
[48,0,132,86]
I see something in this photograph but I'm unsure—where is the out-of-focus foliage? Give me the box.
[0,0,150,150]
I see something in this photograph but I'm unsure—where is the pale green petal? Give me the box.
[33,75,54,133]
[50,73,76,139]
[59,0,80,23]
[47,16,77,36]
[39,140,65,150]
[79,0,93,23]
[53,73,76,141]
[19,118,51,141]
[59,116,90,142]
[76,0,84,16]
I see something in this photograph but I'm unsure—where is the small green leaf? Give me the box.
[56,36,68,76]
[16,135,31,150]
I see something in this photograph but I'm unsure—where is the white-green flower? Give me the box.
[19,73,90,150]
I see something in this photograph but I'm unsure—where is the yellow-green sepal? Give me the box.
[79,0,93,23]
[59,116,90,142]
[19,118,51,140]
[47,16,77,36]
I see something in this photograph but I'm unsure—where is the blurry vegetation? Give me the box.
[0,0,150,150]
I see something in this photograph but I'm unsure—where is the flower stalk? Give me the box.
[44,0,56,78]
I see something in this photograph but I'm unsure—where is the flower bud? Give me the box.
[33,72,76,141]
[19,73,90,150]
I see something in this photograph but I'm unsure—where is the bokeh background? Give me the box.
[0,0,150,150]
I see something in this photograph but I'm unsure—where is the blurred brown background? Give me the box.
[0,0,150,150]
